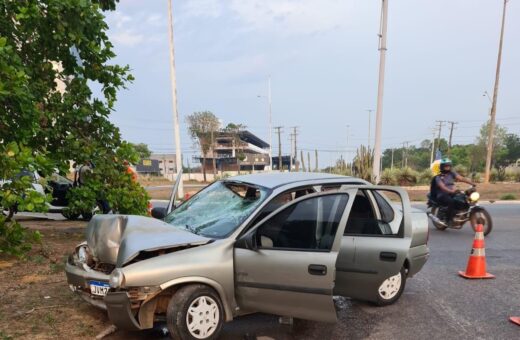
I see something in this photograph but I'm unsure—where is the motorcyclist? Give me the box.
[434,158,475,225]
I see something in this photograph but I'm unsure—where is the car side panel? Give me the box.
[407,244,429,277]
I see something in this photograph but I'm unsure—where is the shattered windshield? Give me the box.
[164,181,269,238]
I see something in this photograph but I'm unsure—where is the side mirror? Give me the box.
[151,207,167,220]
[235,232,258,250]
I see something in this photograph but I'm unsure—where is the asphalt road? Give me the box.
[17,203,520,339]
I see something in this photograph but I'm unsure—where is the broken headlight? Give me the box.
[77,246,88,263]
[109,268,126,289]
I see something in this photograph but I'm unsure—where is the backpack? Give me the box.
[429,175,439,200]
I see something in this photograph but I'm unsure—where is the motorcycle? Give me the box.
[427,186,493,236]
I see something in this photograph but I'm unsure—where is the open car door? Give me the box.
[234,189,356,322]
[334,186,413,303]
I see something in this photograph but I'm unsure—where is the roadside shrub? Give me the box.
[500,193,517,200]
[380,168,397,185]
[505,168,520,182]
[396,167,418,186]
[0,216,42,258]
[418,169,433,185]
[490,168,506,182]
[454,164,468,177]
[471,172,482,183]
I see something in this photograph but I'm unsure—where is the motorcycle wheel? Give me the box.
[430,207,447,230]
[470,208,493,236]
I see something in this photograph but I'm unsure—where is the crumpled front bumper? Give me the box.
[65,262,110,310]
[65,262,152,331]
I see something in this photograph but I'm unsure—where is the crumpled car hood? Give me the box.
[85,214,210,267]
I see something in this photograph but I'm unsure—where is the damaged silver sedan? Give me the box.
[65,172,429,340]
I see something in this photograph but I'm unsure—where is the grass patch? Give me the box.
[49,262,65,274]
[500,193,517,200]
[0,331,14,340]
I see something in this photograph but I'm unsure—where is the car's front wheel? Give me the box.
[374,266,407,306]
[166,284,224,340]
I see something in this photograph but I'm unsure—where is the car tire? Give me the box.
[61,209,79,220]
[166,284,224,340]
[374,266,407,306]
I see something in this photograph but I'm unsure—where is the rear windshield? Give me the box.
[165,181,269,238]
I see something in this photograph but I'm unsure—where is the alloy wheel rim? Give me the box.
[186,296,219,339]
[378,272,402,300]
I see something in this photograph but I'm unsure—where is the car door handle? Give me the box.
[380,252,397,262]
[308,264,327,276]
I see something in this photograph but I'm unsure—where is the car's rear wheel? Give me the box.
[166,284,224,340]
[374,266,407,306]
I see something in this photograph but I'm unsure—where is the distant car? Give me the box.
[1,171,105,220]
[65,173,429,340]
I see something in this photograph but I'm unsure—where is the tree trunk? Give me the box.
[211,130,217,178]
[202,154,207,182]
[212,150,217,178]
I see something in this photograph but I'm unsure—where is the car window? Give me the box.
[249,186,316,226]
[372,190,395,223]
[345,190,402,236]
[165,181,270,238]
[257,194,349,251]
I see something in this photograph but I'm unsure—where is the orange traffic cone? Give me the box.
[458,224,495,279]
[510,316,520,326]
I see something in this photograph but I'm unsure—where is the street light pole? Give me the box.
[366,109,373,149]
[484,0,509,183]
[268,76,273,172]
[167,0,183,197]
[372,0,389,184]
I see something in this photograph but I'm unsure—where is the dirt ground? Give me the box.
[0,218,114,340]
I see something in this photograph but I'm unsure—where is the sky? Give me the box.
[104,0,520,167]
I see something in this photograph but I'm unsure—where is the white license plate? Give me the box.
[89,281,110,296]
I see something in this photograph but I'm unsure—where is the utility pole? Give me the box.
[268,76,273,172]
[289,133,294,171]
[435,120,445,154]
[447,121,458,156]
[372,0,389,184]
[401,141,410,168]
[346,124,350,166]
[301,150,306,172]
[166,0,183,198]
[430,128,436,164]
[366,109,373,148]
[485,0,509,184]
[274,126,283,171]
[315,149,319,172]
[292,127,299,171]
